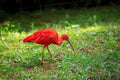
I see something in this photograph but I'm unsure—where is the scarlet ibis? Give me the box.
[23,28,75,63]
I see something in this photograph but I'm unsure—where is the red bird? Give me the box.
[23,28,75,63]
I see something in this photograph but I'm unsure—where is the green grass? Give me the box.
[0,6,120,80]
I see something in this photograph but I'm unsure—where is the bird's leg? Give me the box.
[47,46,53,59]
[47,46,57,62]
[41,46,45,63]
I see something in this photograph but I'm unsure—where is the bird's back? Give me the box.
[23,28,58,46]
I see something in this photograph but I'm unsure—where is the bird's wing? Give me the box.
[23,30,42,42]
[23,29,58,45]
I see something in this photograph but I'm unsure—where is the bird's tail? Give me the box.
[23,35,33,42]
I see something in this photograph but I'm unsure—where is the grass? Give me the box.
[0,6,120,80]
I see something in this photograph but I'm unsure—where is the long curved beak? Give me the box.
[67,40,76,54]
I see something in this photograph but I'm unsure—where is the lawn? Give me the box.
[0,6,120,80]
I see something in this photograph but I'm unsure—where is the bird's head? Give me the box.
[61,34,69,41]
[61,34,76,54]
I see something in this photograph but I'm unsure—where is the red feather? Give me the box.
[23,28,59,46]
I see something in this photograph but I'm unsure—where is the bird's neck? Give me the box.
[56,37,63,45]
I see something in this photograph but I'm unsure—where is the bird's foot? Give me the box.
[51,56,55,59]
[51,56,57,62]
[41,60,48,64]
